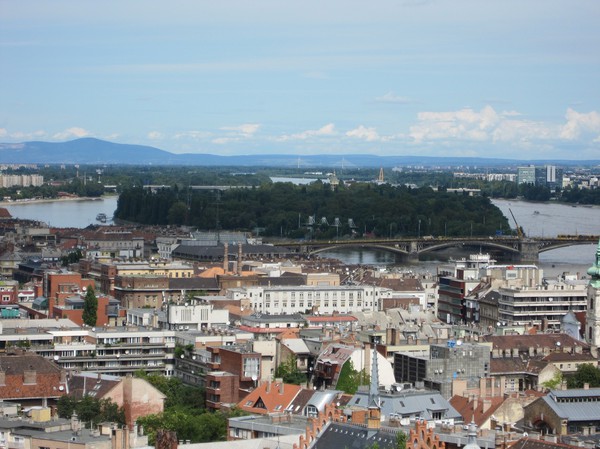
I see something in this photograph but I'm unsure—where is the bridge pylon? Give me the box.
[517,240,539,263]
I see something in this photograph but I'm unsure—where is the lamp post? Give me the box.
[418,219,421,238]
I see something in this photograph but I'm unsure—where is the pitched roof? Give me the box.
[489,358,547,375]
[67,372,121,399]
[449,395,505,427]
[482,333,589,352]
[0,353,62,375]
[238,381,303,415]
[507,437,582,449]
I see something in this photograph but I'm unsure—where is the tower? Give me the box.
[366,344,381,429]
[585,239,600,345]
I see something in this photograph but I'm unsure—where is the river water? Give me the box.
[4,196,118,228]
[2,195,598,278]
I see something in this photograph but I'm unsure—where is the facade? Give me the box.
[165,302,229,330]
[518,166,536,184]
[394,342,491,399]
[498,279,587,329]
[0,319,177,377]
[205,371,240,411]
[0,280,19,304]
[437,254,493,324]
[207,344,261,384]
[113,275,169,309]
[240,284,387,315]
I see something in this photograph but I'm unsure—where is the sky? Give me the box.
[1,0,600,160]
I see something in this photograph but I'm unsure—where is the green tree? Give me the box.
[395,431,407,449]
[567,364,600,388]
[56,395,125,426]
[274,355,307,385]
[82,287,98,327]
[335,359,370,394]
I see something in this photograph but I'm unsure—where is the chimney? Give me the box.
[482,399,491,413]
[584,383,590,390]
[279,381,284,395]
[223,243,229,272]
[237,243,243,275]
[266,380,271,393]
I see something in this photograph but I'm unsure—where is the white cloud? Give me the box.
[375,92,412,104]
[276,123,336,141]
[220,123,261,137]
[174,130,212,140]
[0,128,6,138]
[147,131,164,140]
[346,125,381,142]
[212,137,241,145]
[53,127,91,140]
[409,105,550,144]
[560,108,600,140]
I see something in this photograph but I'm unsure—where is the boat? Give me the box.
[96,213,107,223]
[533,211,540,215]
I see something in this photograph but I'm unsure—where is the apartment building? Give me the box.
[0,319,176,377]
[498,279,587,329]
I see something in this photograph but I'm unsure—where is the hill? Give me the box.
[0,138,597,168]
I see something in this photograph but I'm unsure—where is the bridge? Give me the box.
[281,235,599,263]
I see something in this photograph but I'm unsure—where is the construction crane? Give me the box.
[509,208,525,238]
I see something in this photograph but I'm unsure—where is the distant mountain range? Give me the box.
[0,138,598,168]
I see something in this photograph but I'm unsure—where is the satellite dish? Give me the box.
[251,375,257,381]
[59,385,64,391]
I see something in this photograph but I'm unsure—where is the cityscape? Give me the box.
[2,1,600,449]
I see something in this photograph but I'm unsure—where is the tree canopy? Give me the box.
[115,182,511,238]
[57,395,125,426]
[567,364,600,388]
[82,287,98,327]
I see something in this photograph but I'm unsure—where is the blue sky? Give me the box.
[1,0,600,160]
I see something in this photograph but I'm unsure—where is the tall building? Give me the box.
[517,165,536,184]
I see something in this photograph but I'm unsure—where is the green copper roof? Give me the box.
[588,239,600,288]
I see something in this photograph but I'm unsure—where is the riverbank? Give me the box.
[0,195,115,207]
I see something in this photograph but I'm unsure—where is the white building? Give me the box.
[229,284,391,315]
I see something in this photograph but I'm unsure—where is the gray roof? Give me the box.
[312,422,401,449]
[538,389,600,421]
[347,390,462,421]
[242,313,305,323]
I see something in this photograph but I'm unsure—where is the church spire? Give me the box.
[587,239,600,288]
[368,343,380,409]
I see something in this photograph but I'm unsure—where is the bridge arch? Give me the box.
[309,243,410,257]
[417,240,520,257]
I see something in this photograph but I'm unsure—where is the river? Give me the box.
[3,196,119,228]
[2,195,598,278]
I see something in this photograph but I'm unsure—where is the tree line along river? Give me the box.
[3,196,598,278]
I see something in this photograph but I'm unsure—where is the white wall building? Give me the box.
[232,285,391,315]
